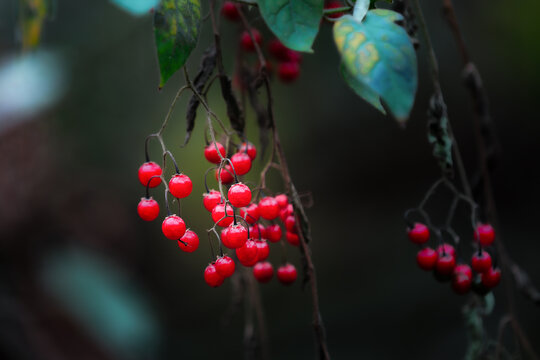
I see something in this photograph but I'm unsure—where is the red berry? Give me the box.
[278,62,300,83]
[227,224,248,249]
[268,38,289,60]
[266,224,282,242]
[228,183,252,208]
[240,203,259,224]
[471,251,492,273]
[407,223,430,244]
[452,273,472,295]
[253,261,274,283]
[286,231,299,246]
[215,256,236,277]
[325,0,344,19]
[215,165,234,184]
[454,264,473,279]
[162,215,186,240]
[277,263,297,285]
[204,142,226,164]
[416,248,438,270]
[241,29,262,52]
[203,190,222,212]
[280,204,294,221]
[178,229,199,252]
[436,254,456,275]
[239,255,259,267]
[481,267,501,288]
[275,194,288,208]
[221,227,232,248]
[169,174,193,199]
[137,197,160,221]
[221,1,239,21]
[249,224,266,240]
[239,142,257,160]
[204,264,225,287]
[436,243,456,258]
[284,49,302,64]
[212,203,235,227]
[258,197,280,220]
[230,152,252,176]
[474,224,495,246]
[285,215,297,233]
[236,240,258,263]
[138,161,162,188]
[256,240,270,261]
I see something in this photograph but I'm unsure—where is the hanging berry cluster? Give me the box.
[404,178,501,295]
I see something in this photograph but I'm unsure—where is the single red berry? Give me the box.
[241,29,262,52]
[228,183,252,208]
[416,248,438,270]
[256,240,270,261]
[169,174,193,199]
[324,0,344,19]
[138,161,162,188]
[236,240,258,263]
[212,203,234,227]
[286,231,299,246]
[280,203,294,221]
[474,223,495,246]
[278,62,300,83]
[239,142,257,160]
[227,224,248,249]
[407,223,430,244]
[275,194,289,208]
[452,273,472,295]
[204,142,226,164]
[268,38,289,61]
[203,190,222,212]
[178,229,199,253]
[215,165,234,184]
[249,224,266,240]
[204,264,225,287]
[240,203,259,224]
[266,224,282,242]
[437,243,456,258]
[162,215,186,240]
[253,261,274,283]
[436,254,456,275]
[481,267,501,288]
[215,256,236,277]
[230,152,252,176]
[239,255,259,267]
[259,197,280,220]
[454,264,473,279]
[277,263,297,285]
[221,1,240,21]
[284,49,302,64]
[221,227,233,248]
[137,197,160,221]
[471,251,492,273]
[285,215,297,233]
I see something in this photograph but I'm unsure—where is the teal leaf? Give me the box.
[154,0,201,88]
[340,63,385,114]
[333,9,418,122]
[257,0,323,52]
[110,0,160,15]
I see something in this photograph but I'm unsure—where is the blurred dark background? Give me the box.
[0,0,539,359]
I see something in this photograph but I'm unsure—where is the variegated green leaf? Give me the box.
[340,63,385,114]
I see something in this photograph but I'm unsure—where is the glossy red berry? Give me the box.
[240,203,259,224]
[138,161,162,188]
[285,215,297,233]
[471,251,492,273]
[407,223,430,244]
[162,215,186,240]
[256,240,270,261]
[239,142,257,160]
[221,1,240,21]
[277,263,297,285]
[253,261,274,283]
[324,0,344,19]
[436,254,456,275]
[280,203,294,221]
[259,197,280,220]
[236,240,258,263]
[215,256,236,278]
[278,62,300,82]
[204,264,225,287]
[268,38,289,61]
[203,190,222,212]
[221,227,232,248]
[204,142,226,164]
[454,264,473,279]
[228,183,252,208]
[437,243,456,257]
[227,224,248,249]
[239,255,259,267]
[137,197,160,221]
[230,152,252,176]
[474,224,495,246]
[212,203,234,227]
[481,267,501,288]
[178,229,199,253]
[215,165,234,184]
[275,194,288,208]
[286,231,299,246]
[452,272,472,295]
[169,174,193,199]
[241,29,262,52]
[266,224,282,242]
[416,248,438,270]
[249,224,266,240]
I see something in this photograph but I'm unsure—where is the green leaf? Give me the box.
[257,0,323,52]
[333,9,418,122]
[110,0,160,15]
[340,64,385,114]
[154,0,201,88]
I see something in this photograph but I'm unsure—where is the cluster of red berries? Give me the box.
[221,1,302,83]
[408,223,501,295]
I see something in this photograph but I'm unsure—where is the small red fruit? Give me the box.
[250,224,266,240]
[239,142,257,160]
[284,49,302,64]
[324,0,344,19]
[474,224,495,246]
[169,174,193,198]
[285,215,297,233]
[221,227,232,248]
[178,229,199,253]
[278,62,300,82]
[215,165,234,184]
[452,273,472,295]
[228,183,252,208]
[162,215,186,240]
[266,224,282,242]
[286,231,299,246]
[241,29,262,52]
[275,194,288,208]
[253,261,274,283]
[481,267,501,288]
[407,223,430,244]
[259,197,280,220]
[268,38,289,60]
[471,251,492,273]
[230,152,252,176]
[240,203,259,224]
[256,240,270,261]
[203,190,222,212]
[280,204,294,221]
[227,224,248,249]
[204,142,226,164]
[212,203,235,227]
[215,256,236,277]
[416,248,438,270]
[137,197,160,221]
[437,243,456,257]
[236,240,259,263]
[277,263,297,285]
[221,1,240,21]
[454,264,473,279]
[204,264,225,287]
[436,254,456,275]
[138,161,162,188]
[239,255,259,267]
